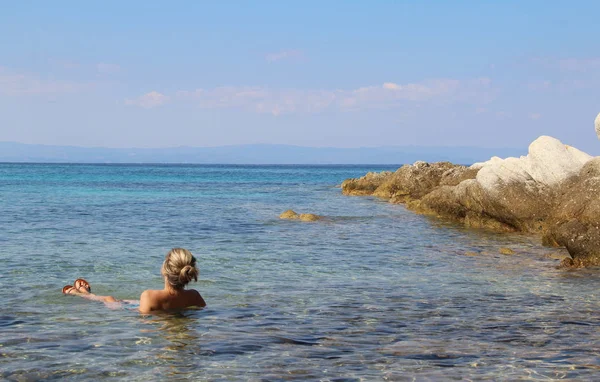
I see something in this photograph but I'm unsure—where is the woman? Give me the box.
[62,248,207,314]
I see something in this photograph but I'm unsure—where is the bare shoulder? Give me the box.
[185,289,207,308]
[139,289,162,313]
[140,289,161,299]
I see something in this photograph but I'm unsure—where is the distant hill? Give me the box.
[0,142,526,165]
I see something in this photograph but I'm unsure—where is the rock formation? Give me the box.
[342,126,600,267]
[595,112,600,139]
[342,171,393,196]
[416,136,591,232]
[543,157,600,266]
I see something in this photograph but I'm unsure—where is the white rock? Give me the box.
[527,136,591,184]
[470,156,503,170]
[595,112,600,140]
[476,136,592,193]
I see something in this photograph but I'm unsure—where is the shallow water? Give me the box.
[1,163,599,381]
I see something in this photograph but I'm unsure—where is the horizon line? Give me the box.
[0,140,525,151]
[0,161,411,166]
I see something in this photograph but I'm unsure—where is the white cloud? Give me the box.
[96,63,121,74]
[265,50,303,63]
[557,58,600,72]
[178,86,335,115]
[125,91,169,109]
[0,66,89,95]
[169,78,493,116]
[383,82,400,90]
[348,79,464,106]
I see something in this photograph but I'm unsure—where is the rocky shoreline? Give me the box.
[341,114,600,267]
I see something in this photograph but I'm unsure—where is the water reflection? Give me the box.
[116,310,206,380]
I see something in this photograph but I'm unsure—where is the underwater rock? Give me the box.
[280,210,321,222]
[499,247,515,255]
[543,252,571,261]
[299,213,320,222]
[279,209,299,219]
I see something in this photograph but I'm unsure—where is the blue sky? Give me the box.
[1,1,599,153]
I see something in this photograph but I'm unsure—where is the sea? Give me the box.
[1,163,599,381]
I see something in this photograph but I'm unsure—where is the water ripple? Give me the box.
[1,164,599,380]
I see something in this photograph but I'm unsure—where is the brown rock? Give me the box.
[543,252,571,261]
[415,180,518,231]
[544,158,600,266]
[341,162,475,202]
[341,171,393,196]
[439,166,480,187]
[499,247,515,255]
[279,209,299,219]
[299,213,320,222]
[375,161,458,201]
[280,210,321,222]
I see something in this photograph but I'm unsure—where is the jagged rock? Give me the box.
[342,162,473,201]
[543,158,600,266]
[341,171,393,196]
[374,161,473,203]
[416,178,542,232]
[439,166,480,187]
[378,161,457,202]
[417,136,592,232]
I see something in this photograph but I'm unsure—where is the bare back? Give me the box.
[139,288,206,314]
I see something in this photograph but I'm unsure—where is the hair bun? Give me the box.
[163,248,199,289]
[179,264,198,284]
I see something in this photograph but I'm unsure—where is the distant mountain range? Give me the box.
[0,141,526,165]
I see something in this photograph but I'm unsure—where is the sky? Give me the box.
[1,1,599,154]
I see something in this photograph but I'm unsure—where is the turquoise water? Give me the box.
[1,163,599,381]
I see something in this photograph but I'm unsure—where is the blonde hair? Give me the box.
[161,248,198,290]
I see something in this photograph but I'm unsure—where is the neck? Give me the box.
[164,279,181,293]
